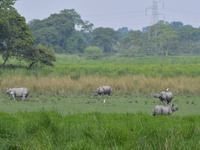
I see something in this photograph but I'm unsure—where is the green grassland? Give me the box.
[0,95,199,116]
[0,55,200,114]
[0,111,200,150]
[1,55,200,78]
[1,55,200,149]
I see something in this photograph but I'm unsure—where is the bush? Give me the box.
[84,46,102,60]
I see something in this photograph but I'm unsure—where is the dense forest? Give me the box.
[1,0,200,68]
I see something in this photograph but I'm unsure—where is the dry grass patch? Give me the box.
[1,75,200,96]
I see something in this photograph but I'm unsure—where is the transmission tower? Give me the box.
[151,0,159,26]
[146,0,164,49]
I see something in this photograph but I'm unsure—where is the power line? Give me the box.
[81,10,145,17]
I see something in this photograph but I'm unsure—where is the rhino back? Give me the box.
[161,106,172,115]
[96,86,111,92]
[13,88,28,96]
[102,86,111,91]
[168,92,174,99]
[152,105,172,115]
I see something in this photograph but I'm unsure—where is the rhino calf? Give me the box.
[152,104,178,116]
[6,88,28,100]
[93,86,112,96]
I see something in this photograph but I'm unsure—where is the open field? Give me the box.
[1,55,200,78]
[0,55,200,149]
[0,95,200,116]
[0,55,200,114]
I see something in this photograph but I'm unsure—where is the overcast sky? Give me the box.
[14,0,200,30]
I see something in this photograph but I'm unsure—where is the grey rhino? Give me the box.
[153,90,174,104]
[6,87,28,100]
[93,86,112,96]
[152,104,179,116]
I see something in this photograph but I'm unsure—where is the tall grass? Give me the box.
[1,55,200,97]
[0,111,200,150]
[1,75,200,97]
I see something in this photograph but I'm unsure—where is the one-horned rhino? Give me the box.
[152,104,179,116]
[93,86,112,96]
[153,90,174,104]
[6,87,28,100]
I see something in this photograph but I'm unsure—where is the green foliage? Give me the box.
[0,0,16,10]
[120,30,145,56]
[178,25,200,42]
[26,8,200,56]
[25,44,56,69]
[176,41,200,55]
[91,27,118,53]
[117,27,132,39]
[84,46,102,60]
[65,31,87,54]
[155,24,178,56]
[29,9,93,54]
[17,6,200,56]
[0,0,34,67]
[0,111,200,149]
[147,21,178,56]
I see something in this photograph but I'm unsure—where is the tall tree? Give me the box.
[146,21,178,56]
[117,27,132,40]
[91,27,118,53]
[153,23,178,56]
[120,30,144,56]
[0,0,34,67]
[178,25,200,42]
[29,9,93,53]
[170,21,184,30]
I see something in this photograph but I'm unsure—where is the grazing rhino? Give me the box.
[93,86,112,96]
[152,104,179,116]
[153,89,174,104]
[6,88,28,100]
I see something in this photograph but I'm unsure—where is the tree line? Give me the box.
[1,0,200,67]
[28,9,200,58]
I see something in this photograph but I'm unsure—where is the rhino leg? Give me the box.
[159,97,164,104]
[12,95,16,100]
[22,94,28,100]
[25,93,28,100]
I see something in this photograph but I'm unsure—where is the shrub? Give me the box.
[84,46,102,60]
